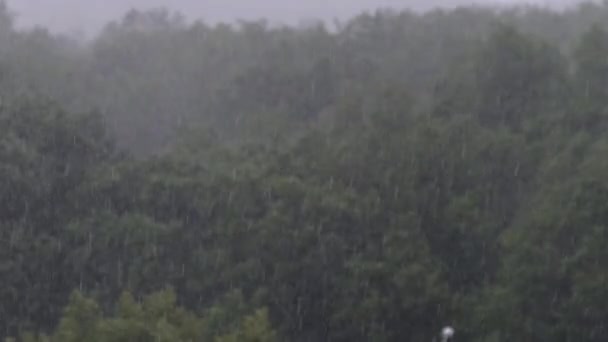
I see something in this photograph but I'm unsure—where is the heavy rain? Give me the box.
[0,0,604,341]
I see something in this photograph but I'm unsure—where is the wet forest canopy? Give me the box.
[4,0,608,341]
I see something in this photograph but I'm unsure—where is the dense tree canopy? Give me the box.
[3,1,608,341]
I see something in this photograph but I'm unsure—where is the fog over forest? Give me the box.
[8,0,586,34]
[3,0,608,341]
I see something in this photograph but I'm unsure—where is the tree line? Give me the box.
[3,1,608,341]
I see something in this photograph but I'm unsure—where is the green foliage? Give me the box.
[475,25,567,130]
[570,24,608,132]
[6,2,608,342]
[215,309,277,342]
[53,292,102,342]
[18,289,276,342]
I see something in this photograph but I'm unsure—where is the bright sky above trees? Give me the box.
[7,0,583,35]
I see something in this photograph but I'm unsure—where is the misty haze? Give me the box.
[2,0,608,341]
[8,0,584,34]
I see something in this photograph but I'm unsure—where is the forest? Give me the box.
[3,0,608,341]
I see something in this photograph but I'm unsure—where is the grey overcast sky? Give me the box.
[6,0,583,35]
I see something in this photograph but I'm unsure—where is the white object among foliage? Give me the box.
[441,326,455,341]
